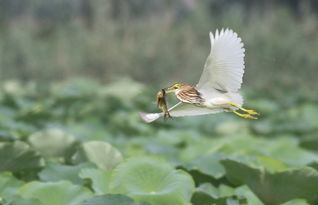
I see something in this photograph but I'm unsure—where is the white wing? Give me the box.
[139,112,162,123]
[197,29,245,93]
[139,102,224,123]
[168,102,223,117]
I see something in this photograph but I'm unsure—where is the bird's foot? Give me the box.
[163,111,171,120]
[244,109,260,116]
[226,108,258,120]
[237,113,258,119]
[226,102,260,117]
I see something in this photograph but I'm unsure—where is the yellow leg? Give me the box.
[226,102,260,115]
[226,108,258,119]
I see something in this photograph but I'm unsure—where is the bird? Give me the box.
[140,28,259,123]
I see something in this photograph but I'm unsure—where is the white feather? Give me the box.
[139,112,162,123]
[139,102,224,123]
[197,28,245,93]
[168,102,224,117]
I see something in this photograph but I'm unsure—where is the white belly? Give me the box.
[201,92,243,108]
[203,97,229,108]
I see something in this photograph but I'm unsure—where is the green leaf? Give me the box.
[281,199,310,205]
[79,168,111,194]
[191,191,243,205]
[196,183,219,198]
[191,183,247,205]
[0,172,24,201]
[81,194,149,205]
[214,120,250,136]
[300,104,318,129]
[0,141,44,172]
[267,138,317,166]
[109,157,195,205]
[18,181,93,205]
[309,162,318,171]
[218,184,235,197]
[72,141,123,170]
[191,183,220,205]
[145,142,180,164]
[191,190,224,205]
[11,196,43,205]
[234,185,263,205]
[257,156,288,172]
[28,129,76,158]
[191,191,242,205]
[300,136,318,151]
[180,138,215,162]
[184,154,225,179]
[222,159,318,205]
[38,162,94,185]
[215,136,317,167]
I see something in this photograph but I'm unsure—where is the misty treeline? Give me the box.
[0,0,317,97]
[0,0,317,24]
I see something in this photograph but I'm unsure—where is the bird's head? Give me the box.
[164,83,190,93]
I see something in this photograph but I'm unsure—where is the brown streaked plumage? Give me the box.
[165,83,204,105]
[156,89,171,119]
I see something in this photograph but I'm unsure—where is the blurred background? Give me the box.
[1,0,318,96]
[0,1,317,150]
[1,2,318,204]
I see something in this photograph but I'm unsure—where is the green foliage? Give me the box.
[28,129,76,158]
[11,196,43,205]
[0,141,44,172]
[109,157,195,205]
[191,183,248,205]
[0,172,24,201]
[79,168,111,194]
[81,194,150,205]
[0,79,317,205]
[183,153,226,179]
[222,159,318,204]
[72,141,123,170]
[38,162,94,185]
[18,181,92,205]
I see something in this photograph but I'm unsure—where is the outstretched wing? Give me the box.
[139,102,223,123]
[168,102,223,117]
[197,29,245,93]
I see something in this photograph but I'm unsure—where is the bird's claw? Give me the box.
[240,113,258,120]
[163,111,171,120]
[226,107,259,120]
[245,109,260,116]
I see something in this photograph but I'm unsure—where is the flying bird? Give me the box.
[140,29,259,123]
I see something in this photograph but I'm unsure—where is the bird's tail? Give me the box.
[139,112,162,123]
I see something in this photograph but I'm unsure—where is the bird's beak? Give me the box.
[164,86,176,94]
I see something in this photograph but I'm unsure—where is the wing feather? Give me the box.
[168,102,223,117]
[197,29,245,93]
[139,102,224,123]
